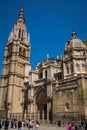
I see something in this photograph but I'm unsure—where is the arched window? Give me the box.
[23,49,26,56]
[39,71,43,79]
[70,63,73,73]
[21,30,24,41]
[65,103,69,112]
[18,28,21,38]
[66,65,69,74]
[19,47,22,55]
[57,72,62,80]
[82,63,85,71]
[45,70,47,78]
[76,63,80,72]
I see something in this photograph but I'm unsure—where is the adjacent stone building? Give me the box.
[0,9,87,123]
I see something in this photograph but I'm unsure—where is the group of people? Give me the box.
[67,120,87,130]
[27,119,40,130]
[0,118,10,130]
[0,118,40,130]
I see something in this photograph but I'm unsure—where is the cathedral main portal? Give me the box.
[36,90,47,120]
[35,87,53,123]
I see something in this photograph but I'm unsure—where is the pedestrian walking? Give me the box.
[57,120,61,127]
[80,119,85,130]
[18,120,22,130]
[34,121,40,130]
[4,118,9,130]
[2,120,5,128]
[28,119,33,130]
[74,122,78,130]
[11,119,14,128]
[67,123,72,130]
[85,121,87,130]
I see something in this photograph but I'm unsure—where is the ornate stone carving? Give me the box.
[28,97,33,104]
[47,95,52,102]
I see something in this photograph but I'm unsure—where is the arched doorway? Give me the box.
[36,90,47,120]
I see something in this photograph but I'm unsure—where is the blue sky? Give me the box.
[0,0,87,76]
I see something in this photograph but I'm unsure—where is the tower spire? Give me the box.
[17,8,25,23]
[1,9,31,117]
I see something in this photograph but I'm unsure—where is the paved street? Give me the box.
[39,124,66,130]
[1,125,67,130]
[23,125,66,130]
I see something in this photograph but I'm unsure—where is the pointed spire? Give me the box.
[17,8,25,23]
[18,8,24,19]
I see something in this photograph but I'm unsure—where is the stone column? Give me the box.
[80,60,82,74]
[30,110,32,119]
[34,104,35,121]
[47,110,49,123]
[24,109,27,120]
[63,64,66,79]
[38,111,40,122]
[42,110,44,123]
[33,98,36,120]
[47,102,50,123]
[82,77,87,118]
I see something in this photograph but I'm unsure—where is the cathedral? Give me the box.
[0,9,87,123]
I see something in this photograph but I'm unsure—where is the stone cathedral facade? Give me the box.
[0,9,87,123]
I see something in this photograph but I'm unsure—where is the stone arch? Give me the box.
[45,70,47,78]
[36,90,47,110]
[19,47,22,55]
[70,63,73,73]
[65,103,69,112]
[35,88,47,120]
[66,64,69,74]
[18,28,21,38]
[39,71,43,79]
[23,49,26,56]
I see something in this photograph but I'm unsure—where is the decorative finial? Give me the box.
[60,54,62,59]
[56,55,59,60]
[71,28,77,39]
[17,8,25,23]
[47,54,49,59]
[18,8,24,18]
[28,33,30,43]
[21,8,24,12]
[37,62,40,66]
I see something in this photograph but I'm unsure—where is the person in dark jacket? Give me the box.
[58,120,61,127]
[4,118,9,130]
[85,121,87,130]
[18,120,22,130]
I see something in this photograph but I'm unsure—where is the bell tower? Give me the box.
[0,9,31,117]
[63,30,86,79]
